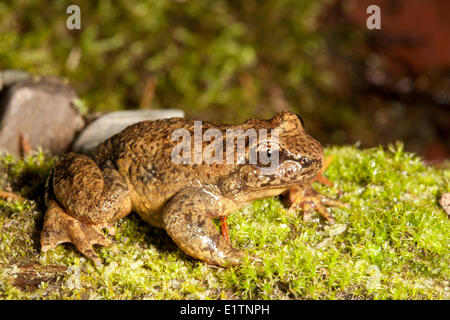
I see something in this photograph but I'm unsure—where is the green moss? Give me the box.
[0,144,448,299]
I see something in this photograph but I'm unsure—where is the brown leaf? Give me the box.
[439,193,450,216]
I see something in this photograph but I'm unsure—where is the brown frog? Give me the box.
[41,111,343,267]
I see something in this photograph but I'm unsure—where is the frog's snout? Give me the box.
[277,156,321,182]
[276,133,324,182]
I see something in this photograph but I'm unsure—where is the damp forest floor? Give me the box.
[0,143,448,299]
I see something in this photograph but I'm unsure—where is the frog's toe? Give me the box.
[298,201,313,222]
[41,200,111,265]
[285,185,344,224]
[311,200,336,224]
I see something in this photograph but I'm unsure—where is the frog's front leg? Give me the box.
[284,155,346,224]
[283,184,345,224]
[163,187,244,267]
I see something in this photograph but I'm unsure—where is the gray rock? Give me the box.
[0,78,85,156]
[324,223,348,237]
[71,109,184,154]
[0,70,32,91]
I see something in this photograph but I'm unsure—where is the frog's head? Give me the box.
[225,111,324,193]
[269,111,324,183]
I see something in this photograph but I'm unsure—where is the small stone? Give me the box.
[325,223,348,237]
[366,264,382,290]
[0,77,85,156]
[439,193,450,216]
[0,70,32,91]
[316,237,333,249]
[71,109,184,154]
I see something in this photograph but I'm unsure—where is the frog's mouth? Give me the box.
[276,158,321,179]
[255,147,321,171]
[249,159,322,189]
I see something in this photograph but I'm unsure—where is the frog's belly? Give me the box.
[136,208,164,229]
[131,196,166,229]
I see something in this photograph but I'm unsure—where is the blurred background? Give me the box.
[0,0,449,162]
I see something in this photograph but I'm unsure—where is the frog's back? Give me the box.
[91,116,278,208]
[93,118,185,164]
[91,118,235,222]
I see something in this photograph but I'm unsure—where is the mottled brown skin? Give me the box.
[41,111,342,267]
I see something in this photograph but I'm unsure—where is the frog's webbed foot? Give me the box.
[163,187,244,267]
[284,185,345,224]
[41,200,112,265]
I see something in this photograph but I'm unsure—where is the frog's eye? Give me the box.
[300,157,311,168]
[295,113,305,127]
[256,141,279,167]
[257,144,273,158]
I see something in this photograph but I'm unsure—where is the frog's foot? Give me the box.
[284,185,345,224]
[41,200,112,265]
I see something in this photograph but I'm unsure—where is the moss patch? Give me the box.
[0,144,448,299]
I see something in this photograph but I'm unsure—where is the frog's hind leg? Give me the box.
[41,153,132,264]
[41,200,111,264]
[163,187,244,267]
